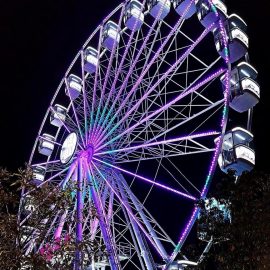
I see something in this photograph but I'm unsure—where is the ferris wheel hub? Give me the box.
[78,144,94,163]
[86,144,94,161]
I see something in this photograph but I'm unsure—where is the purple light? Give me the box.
[93,2,162,144]
[90,7,126,150]
[91,0,148,144]
[95,131,219,156]
[93,157,198,201]
[75,160,84,261]
[31,159,61,167]
[80,50,90,146]
[96,68,225,152]
[95,6,213,148]
[54,211,67,239]
[88,26,103,143]
[91,161,166,259]
[163,2,231,267]
[164,207,199,269]
[85,161,121,269]
[60,161,78,189]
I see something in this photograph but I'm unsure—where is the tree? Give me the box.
[184,171,270,269]
[0,166,107,269]
[0,167,29,269]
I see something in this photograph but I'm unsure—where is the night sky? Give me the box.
[0,0,269,168]
[0,0,269,267]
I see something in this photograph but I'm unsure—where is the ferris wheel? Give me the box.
[19,0,260,269]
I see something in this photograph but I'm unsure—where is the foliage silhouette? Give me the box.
[0,166,108,270]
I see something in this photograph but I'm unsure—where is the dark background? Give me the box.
[0,1,269,268]
[0,0,269,172]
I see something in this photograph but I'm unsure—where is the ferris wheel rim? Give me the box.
[21,0,234,268]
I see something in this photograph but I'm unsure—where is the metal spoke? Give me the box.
[96,131,219,157]
[94,9,168,143]
[80,50,91,146]
[93,157,198,201]
[92,161,167,260]
[91,5,126,143]
[95,25,215,150]
[65,78,86,148]
[92,0,148,145]
[97,68,224,152]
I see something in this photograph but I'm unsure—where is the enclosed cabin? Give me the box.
[102,21,121,51]
[197,197,231,242]
[38,133,56,156]
[65,74,82,100]
[148,0,171,20]
[124,0,144,31]
[221,62,260,113]
[84,47,99,74]
[50,104,67,127]
[32,165,46,183]
[217,127,255,176]
[24,195,35,213]
[214,14,249,63]
[196,0,227,28]
[173,0,197,19]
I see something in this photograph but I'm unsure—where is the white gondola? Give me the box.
[102,21,120,51]
[32,165,46,183]
[221,62,260,113]
[198,197,231,242]
[38,133,56,156]
[50,104,67,127]
[196,0,227,28]
[124,0,144,31]
[214,14,249,63]
[65,74,82,100]
[84,47,99,74]
[24,195,35,212]
[148,0,171,20]
[173,0,197,19]
[217,127,255,176]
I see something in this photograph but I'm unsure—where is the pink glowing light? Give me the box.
[93,157,198,201]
